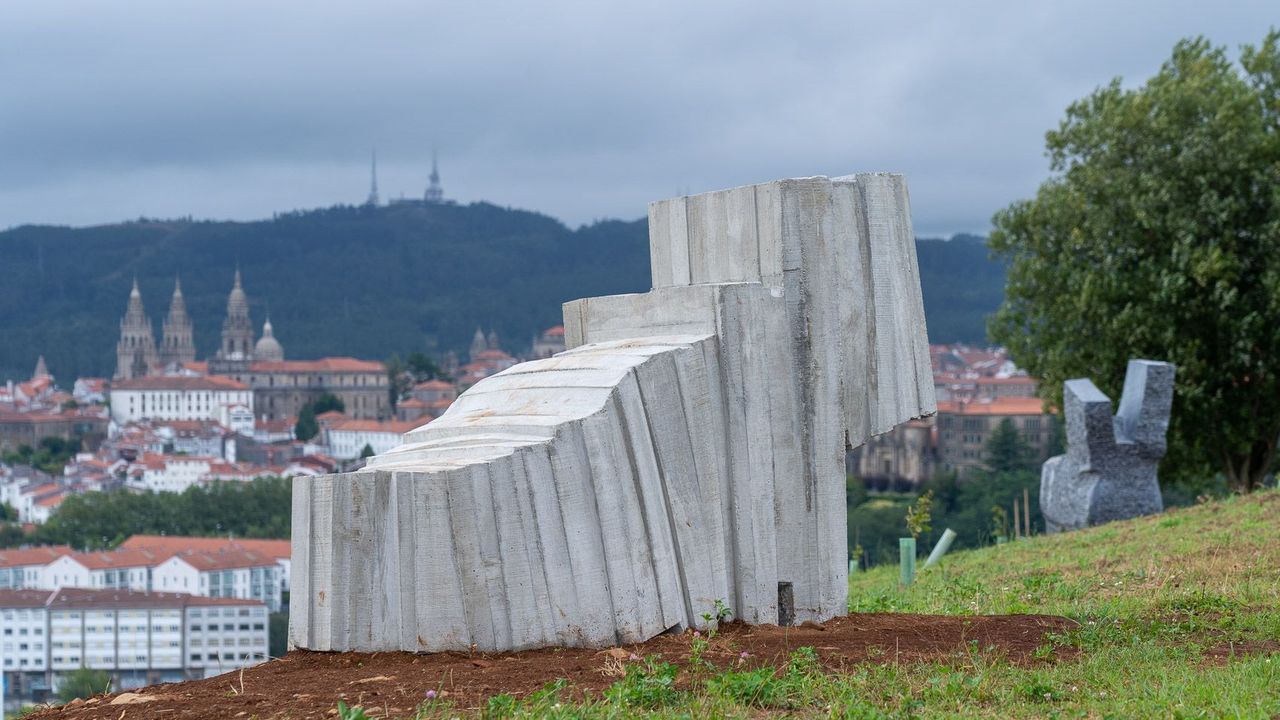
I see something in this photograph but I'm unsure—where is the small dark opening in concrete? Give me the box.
[777,582,795,626]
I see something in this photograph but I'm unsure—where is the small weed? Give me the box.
[335,701,372,720]
[688,634,713,671]
[604,657,681,708]
[706,666,786,707]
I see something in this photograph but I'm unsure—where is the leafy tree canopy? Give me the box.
[27,476,291,550]
[989,32,1280,493]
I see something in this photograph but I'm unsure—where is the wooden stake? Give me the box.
[1023,487,1032,537]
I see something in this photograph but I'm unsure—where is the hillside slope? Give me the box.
[0,205,1002,381]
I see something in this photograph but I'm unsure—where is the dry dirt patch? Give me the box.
[26,613,1077,720]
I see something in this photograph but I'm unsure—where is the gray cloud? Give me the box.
[0,0,1272,235]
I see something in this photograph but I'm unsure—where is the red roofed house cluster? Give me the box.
[850,344,1057,488]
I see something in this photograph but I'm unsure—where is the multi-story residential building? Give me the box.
[934,397,1056,476]
[38,549,163,593]
[119,536,292,598]
[0,410,109,454]
[153,548,282,611]
[130,453,215,493]
[321,416,427,460]
[182,596,270,679]
[108,375,254,434]
[0,587,269,708]
[0,547,72,590]
[0,589,54,702]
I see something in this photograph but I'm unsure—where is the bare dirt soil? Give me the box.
[27,613,1078,720]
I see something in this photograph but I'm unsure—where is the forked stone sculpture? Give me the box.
[1040,359,1175,534]
[290,174,936,653]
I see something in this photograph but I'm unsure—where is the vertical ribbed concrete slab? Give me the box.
[292,173,936,653]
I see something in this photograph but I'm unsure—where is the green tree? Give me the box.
[989,32,1280,493]
[385,354,411,410]
[985,418,1035,473]
[269,612,290,659]
[406,352,446,382]
[359,443,375,459]
[311,393,345,415]
[294,406,319,442]
[57,668,111,702]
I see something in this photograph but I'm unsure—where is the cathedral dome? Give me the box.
[254,318,284,362]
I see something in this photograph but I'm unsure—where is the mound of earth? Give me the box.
[27,613,1076,720]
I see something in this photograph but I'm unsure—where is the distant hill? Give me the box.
[0,203,1002,381]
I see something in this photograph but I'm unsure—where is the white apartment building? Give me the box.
[108,376,254,435]
[1,590,52,679]
[119,536,292,599]
[183,599,270,678]
[0,547,72,590]
[131,454,214,493]
[154,548,282,612]
[37,549,161,593]
[323,417,426,460]
[0,588,268,708]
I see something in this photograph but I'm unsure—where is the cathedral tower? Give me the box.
[160,277,197,370]
[210,269,256,373]
[114,279,160,380]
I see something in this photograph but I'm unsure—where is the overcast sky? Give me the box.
[0,2,1272,236]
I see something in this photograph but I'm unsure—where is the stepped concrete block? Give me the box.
[291,174,936,652]
[1041,359,1176,533]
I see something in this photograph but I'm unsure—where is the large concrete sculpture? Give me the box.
[1040,359,1175,534]
[290,174,935,653]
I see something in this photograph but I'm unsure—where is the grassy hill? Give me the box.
[844,488,1280,717]
[0,204,1002,382]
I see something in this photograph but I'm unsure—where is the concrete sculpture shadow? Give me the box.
[290,175,936,653]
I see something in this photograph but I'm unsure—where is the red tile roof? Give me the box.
[412,379,454,391]
[249,357,384,373]
[0,589,56,607]
[169,548,277,571]
[0,545,72,568]
[112,375,249,391]
[120,535,291,561]
[69,548,162,570]
[936,397,1052,416]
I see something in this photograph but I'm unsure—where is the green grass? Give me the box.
[348,489,1280,718]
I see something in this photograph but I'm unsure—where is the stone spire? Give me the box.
[425,150,444,203]
[486,328,500,351]
[114,278,159,380]
[469,326,487,360]
[32,355,50,381]
[160,276,196,370]
[215,269,255,369]
[254,315,285,362]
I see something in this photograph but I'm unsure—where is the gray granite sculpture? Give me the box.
[290,175,936,653]
[1040,359,1175,534]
